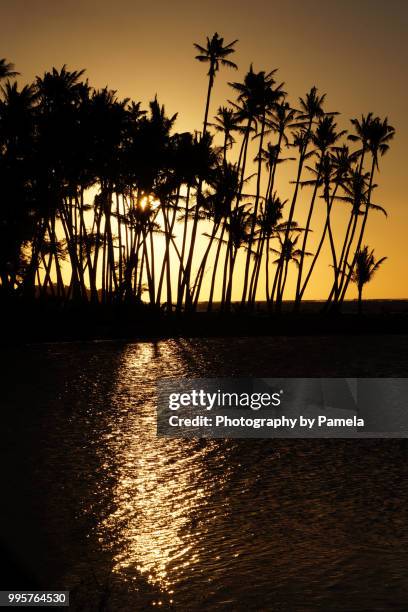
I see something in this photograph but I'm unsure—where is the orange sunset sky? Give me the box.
[3,0,407,299]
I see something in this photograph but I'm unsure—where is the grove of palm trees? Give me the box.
[0,35,395,319]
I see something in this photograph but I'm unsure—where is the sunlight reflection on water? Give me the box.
[98,342,233,600]
[3,337,408,610]
[85,339,408,610]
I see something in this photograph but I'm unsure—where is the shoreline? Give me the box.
[1,300,408,345]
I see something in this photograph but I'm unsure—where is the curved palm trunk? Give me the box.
[60,203,86,301]
[269,257,281,307]
[329,151,367,306]
[265,235,272,307]
[176,186,189,311]
[203,68,215,135]
[299,183,339,301]
[26,218,50,299]
[269,132,283,196]
[40,251,54,297]
[137,248,145,299]
[280,258,290,301]
[157,201,176,308]
[223,132,229,166]
[333,206,354,291]
[221,234,232,311]
[248,231,265,306]
[91,199,104,302]
[207,223,226,311]
[276,120,312,308]
[329,209,359,306]
[149,220,156,305]
[192,221,219,309]
[234,118,253,212]
[182,188,202,311]
[225,247,237,311]
[339,158,376,303]
[241,113,266,306]
[294,168,322,308]
[105,191,118,301]
[249,134,284,307]
[140,228,155,305]
[326,190,339,293]
[236,118,251,180]
[116,193,123,291]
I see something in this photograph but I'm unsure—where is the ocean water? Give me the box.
[1,337,408,611]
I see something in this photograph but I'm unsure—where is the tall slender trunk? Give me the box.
[250,133,284,307]
[23,217,47,298]
[149,221,155,306]
[299,183,339,301]
[203,69,214,135]
[224,247,237,311]
[40,251,54,297]
[329,151,367,306]
[280,258,290,301]
[176,186,189,310]
[276,119,312,308]
[104,189,118,301]
[157,205,173,307]
[269,256,280,307]
[336,208,354,284]
[339,157,376,304]
[331,210,359,305]
[248,230,265,306]
[223,132,228,166]
[234,118,252,210]
[140,227,154,305]
[241,113,266,306]
[116,193,123,293]
[192,221,219,309]
[294,164,322,308]
[182,184,203,312]
[60,202,85,301]
[207,223,226,311]
[221,235,231,310]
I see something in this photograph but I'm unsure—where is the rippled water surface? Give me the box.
[1,336,408,611]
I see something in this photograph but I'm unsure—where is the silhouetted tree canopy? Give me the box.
[0,42,394,312]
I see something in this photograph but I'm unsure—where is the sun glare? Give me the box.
[139,195,159,210]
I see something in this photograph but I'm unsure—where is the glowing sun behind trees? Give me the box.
[0,35,395,311]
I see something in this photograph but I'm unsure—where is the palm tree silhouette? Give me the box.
[194,33,238,135]
[192,162,239,308]
[0,41,396,315]
[229,65,285,305]
[222,205,252,310]
[338,115,394,304]
[0,59,19,80]
[271,233,310,301]
[245,102,296,306]
[325,168,383,308]
[264,101,298,198]
[254,194,286,306]
[294,115,346,306]
[0,81,36,293]
[300,145,354,303]
[349,246,387,314]
[178,131,220,311]
[209,106,242,164]
[248,130,295,305]
[275,86,330,308]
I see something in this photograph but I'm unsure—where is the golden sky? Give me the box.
[3,0,407,299]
